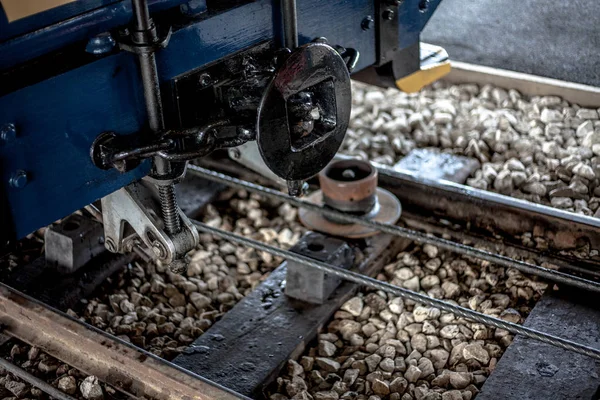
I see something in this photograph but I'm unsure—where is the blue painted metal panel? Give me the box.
[0,53,150,238]
[157,1,275,80]
[297,0,375,71]
[157,0,376,80]
[0,0,432,240]
[0,0,189,70]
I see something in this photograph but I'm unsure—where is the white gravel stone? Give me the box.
[441,390,463,400]
[423,245,439,258]
[573,163,595,179]
[318,341,337,357]
[413,306,441,322]
[462,343,490,365]
[341,297,363,317]
[403,276,420,291]
[58,376,77,395]
[389,297,404,314]
[315,357,340,372]
[80,376,103,400]
[405,365,422,383]
[440,325,459,339]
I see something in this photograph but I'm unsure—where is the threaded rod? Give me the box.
[158,185,181,234]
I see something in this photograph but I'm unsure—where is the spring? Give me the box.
[158,184,181,234]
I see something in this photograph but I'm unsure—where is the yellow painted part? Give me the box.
[1,0,78,22]
[395,61,451,93]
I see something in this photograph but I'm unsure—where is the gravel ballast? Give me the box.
[269,242,545,400]
[344,81,600,216]
[77,190,306,360]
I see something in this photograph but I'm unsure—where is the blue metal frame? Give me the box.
[0,0,190,69]
[0,0,440,240]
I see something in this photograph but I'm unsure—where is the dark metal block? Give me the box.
[44,214,105,274]
[285,232,353,304]
[478,288,600,400]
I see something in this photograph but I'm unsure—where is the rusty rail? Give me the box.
[0,283,246,400]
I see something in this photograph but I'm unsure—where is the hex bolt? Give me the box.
[1,123,17,144]
[383,9,395,20]
[287,180,309,197]
[9,170,28,189]
[198,73,212,87]
[342,169,356,179]
[361,16,375,30]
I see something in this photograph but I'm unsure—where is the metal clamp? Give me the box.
[118,25,172,54]
[91,118,257,174]
[100,182,198,266]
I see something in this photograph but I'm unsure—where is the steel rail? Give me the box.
[0,357,77,400]
[0,282,246,400]
[187,165,600,293]
[192,220,600,361]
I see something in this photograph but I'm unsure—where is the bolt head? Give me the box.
[361,16,375,31]
[86,32,116,55]
[151,241,166,258]
[229,148,241,160]
[9,170,27,189]
[198,73,212,87]
[1,123,17,143]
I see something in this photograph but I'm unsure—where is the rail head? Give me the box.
[0,282,246,400]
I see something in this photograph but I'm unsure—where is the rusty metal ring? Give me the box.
[299,159,402,238]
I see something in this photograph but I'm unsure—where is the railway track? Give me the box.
[1,66,600,400]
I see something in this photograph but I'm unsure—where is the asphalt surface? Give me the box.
[421,0,600,87]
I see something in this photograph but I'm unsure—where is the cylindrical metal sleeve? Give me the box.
[319,159,378,213]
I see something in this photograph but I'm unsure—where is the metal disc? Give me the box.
[298,188,402,238]
[256,42,351,181]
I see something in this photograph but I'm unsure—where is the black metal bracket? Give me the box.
[375,0,400,67]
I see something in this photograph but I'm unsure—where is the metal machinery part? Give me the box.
[95,0,199,269]
[256,42,352,186]
[100,181,198,267]
[44,214,106,274]
[0,0,446,260]
[284,232,354,304]
[299,159,402,238]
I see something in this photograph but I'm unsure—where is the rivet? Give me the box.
[9,170,28,189]
[361,16,375,31]
[0,123,17,144]
[86,32,116,55]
